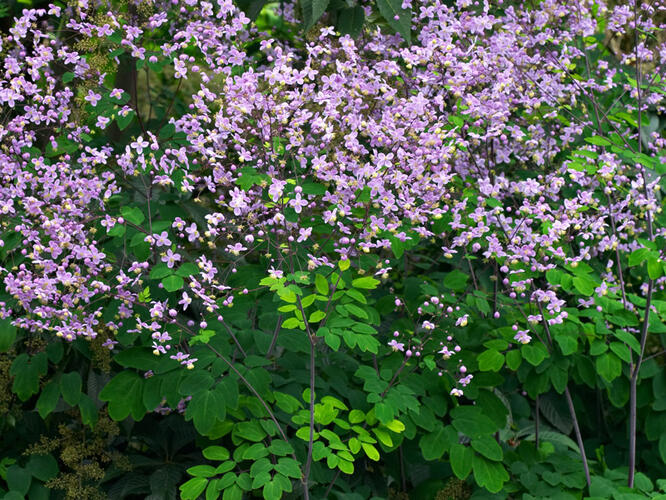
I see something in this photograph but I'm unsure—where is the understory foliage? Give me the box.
[1,0,666,498]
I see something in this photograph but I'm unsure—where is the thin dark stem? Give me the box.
[302,338,316,500]
[219,317,247,358]
[295,293,316,500]
[323,470,340,498]
[535,394,540,449]
[467,256,479,292]
[628,2,654,485]
[536,301,591,488]
[266,315,283,358]
[565,386,592,489]
[399,445,407,492]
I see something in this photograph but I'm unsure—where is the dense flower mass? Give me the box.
[1,0,666,497]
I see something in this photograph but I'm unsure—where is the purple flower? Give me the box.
[162,249,182,268]
[388,339,405,352]
[85,90,102,106]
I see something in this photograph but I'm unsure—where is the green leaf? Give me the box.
[117,109,136,130]
[188,465,217,478]
[522,344,548,366]
[179,371,214,396]
[186,390,225,435]
[234,420,267,442]
[648,257,664,279]
[99,371,146,421]
[471,436,503,461]
[352,276,380,289]
[274,458,301,478]
[344,303,368,319]
[26,455,58,482]
[629,248,651,266]
[472,454,509,493]
[362,442,380,461]
[11,353,48,401]
[162,274,184,292]
[0,318,17,352]
[60,372,82,406]
[6,466,31,495]
[263,480,283,500]
[585,136,612,146]
[159,123,176,139]
[300,0,329,30]
[223,484,243,500]
[419,426,453,461]
[176,262,199,277]
[546,269,562,285]
[389,236,405,258]
[268,441,294,456]
[309,310,326,323]
[150,263,173,280]
[203,446,230,461]
[337,5,364,37]
[36,381,60,419]
[443,269,468,291]
[449,444,473,479]
[596,352,622,383]
[613,330,640,354]
[477,350,504,372]
[78,394,98,427]
[337,457,354,474]
[385,419,405,433]
[282,317,301,329]
[572,275,595,296]
[120,206,145,225]
[180,477,208,500]
[555,335,578,355]
[451,406,498,438]
[315,274,328,295]
[114,347,161,371]
[659,433,666,464]
[376,0,412,43]
[609,342,632,363]
[505,350,522,370]
[375,402,394,423]
[243,443,269,460]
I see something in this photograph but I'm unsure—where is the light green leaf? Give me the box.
[203,446,230,461]
[180,477,208,500]
[309,310,326,323]
[120,206,144,225]
[315,274,328,295]
[162,274,184,292]
[362,443,380,461]
[584,136,611,146]
[477,350,504,372]
[352,276,380,289]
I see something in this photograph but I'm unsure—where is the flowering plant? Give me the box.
[1,0,666,498]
